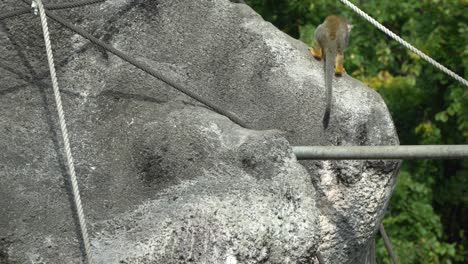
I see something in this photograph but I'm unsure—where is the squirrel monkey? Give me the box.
[309,15,352,128]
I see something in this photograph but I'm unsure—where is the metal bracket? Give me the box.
[31,0,38,15]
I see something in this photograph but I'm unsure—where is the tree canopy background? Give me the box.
[244,0,468,263]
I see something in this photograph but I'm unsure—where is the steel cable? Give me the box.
[42,10,249,128]
[1,0,105,21]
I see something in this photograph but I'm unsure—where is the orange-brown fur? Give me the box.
[308,15,352,128]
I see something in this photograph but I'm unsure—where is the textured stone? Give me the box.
[0,0,399,263]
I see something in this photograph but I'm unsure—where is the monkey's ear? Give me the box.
[347,24,353,32]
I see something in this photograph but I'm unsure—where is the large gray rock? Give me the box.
[0,0,399,263]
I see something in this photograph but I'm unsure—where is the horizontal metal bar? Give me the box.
[292,145,468,160]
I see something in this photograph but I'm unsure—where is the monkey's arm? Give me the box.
[309,41,323,60]
[309,24,325,60]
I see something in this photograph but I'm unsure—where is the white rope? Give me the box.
[339,0,468,87]
[33,0,94,263]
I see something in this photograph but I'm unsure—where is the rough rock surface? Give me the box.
[0,0,399,263]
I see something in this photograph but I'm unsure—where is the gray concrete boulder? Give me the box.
[0,0,399,263]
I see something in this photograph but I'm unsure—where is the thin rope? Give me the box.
[42,10,249,128]
[33,0,93,263]
[39,0,105,9]
[0,0,105,21]
[379,224,400,264]
[0,9,29,21]
[339,0,468,87]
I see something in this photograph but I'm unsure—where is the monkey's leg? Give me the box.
[335,52,345,76]
[308,41,323,60]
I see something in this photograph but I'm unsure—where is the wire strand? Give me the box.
[43,10,249,128]
[339,0,468,87]
[379,224,400,264]
[0,0,106,21]
[33,0,94,263]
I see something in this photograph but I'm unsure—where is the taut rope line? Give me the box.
[32,0,94,263]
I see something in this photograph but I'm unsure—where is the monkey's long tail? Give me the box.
[322,49,336,128]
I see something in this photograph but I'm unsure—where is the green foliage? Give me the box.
[246,0,467,263]
[378,171,459,263]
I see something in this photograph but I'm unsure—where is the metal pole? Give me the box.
[292,145,468,160]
